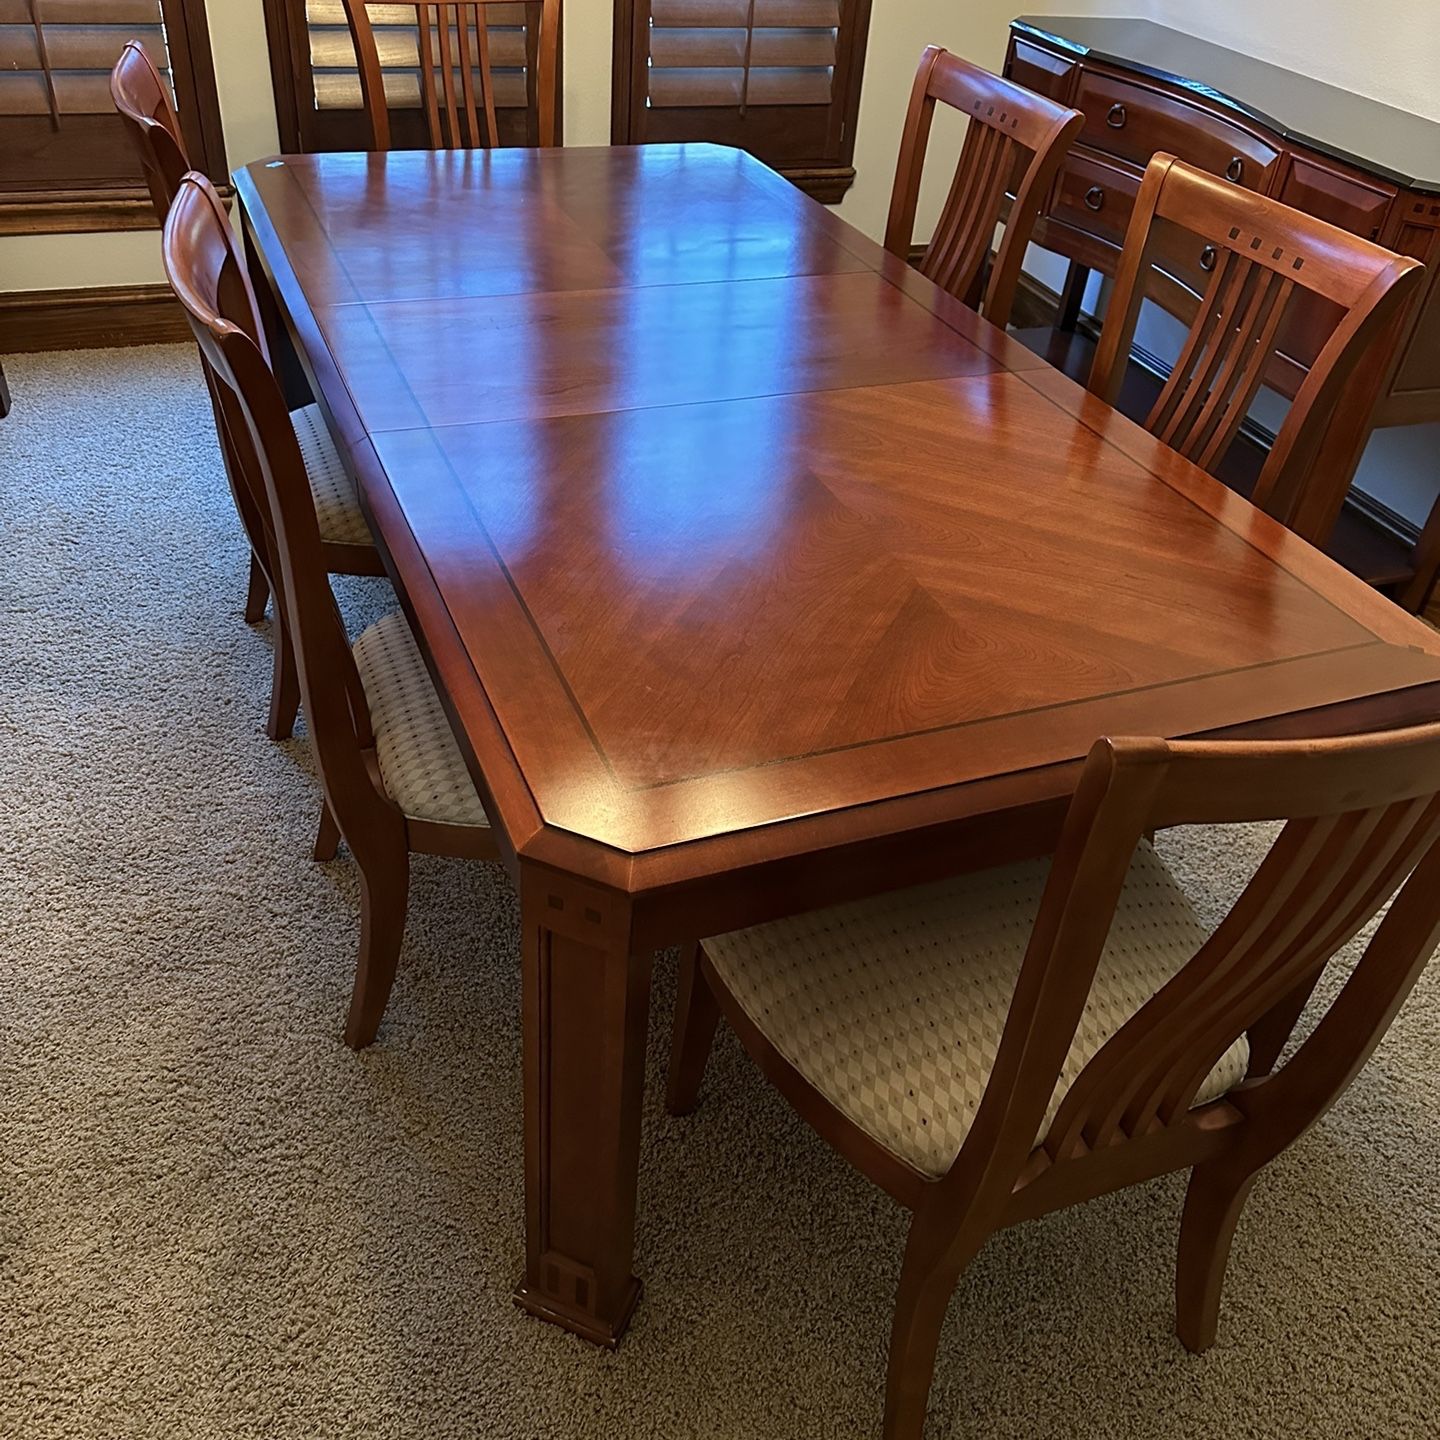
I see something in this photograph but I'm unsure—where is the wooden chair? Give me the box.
[1090,154,1426,549]
[669,723,1440,1439]
[884,46,1082,328]
[111,40,384,742]
[163,173,501,1047]
[341,0,559,151]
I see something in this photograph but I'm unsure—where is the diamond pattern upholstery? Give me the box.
[702,842,1249,1179]
[292,403,374,550]
[352,612,489,829]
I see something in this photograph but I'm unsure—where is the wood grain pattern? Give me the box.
[234,141,1440,1346]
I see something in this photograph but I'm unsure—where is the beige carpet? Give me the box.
[1,345,1436,1439]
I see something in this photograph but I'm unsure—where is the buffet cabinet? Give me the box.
[1004,17,1440,611]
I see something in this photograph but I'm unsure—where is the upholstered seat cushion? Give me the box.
[351,612,489,829]
[292,403,374,549]
[703,842,1249,1179]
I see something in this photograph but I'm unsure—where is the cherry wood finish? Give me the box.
[163,173,500,1047]
[884,47,1081,327]
[1005,17,1440,612]
[1090,156,1425,548]
[108,42,190,220]
[341,0,558,152]
[673,723,1440,1437]
[112,42,384,741]
[234,142,1440,1347]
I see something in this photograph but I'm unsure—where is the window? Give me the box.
[612,0,874,203]
[263,1,554,154]
[0,0,226,232]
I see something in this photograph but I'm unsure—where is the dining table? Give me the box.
[234,141,1440,1349]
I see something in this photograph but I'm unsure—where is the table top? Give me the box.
[1013,16,1440,195]
[235,143,1440,900]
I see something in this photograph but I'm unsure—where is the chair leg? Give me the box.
[244,551,270,624]
[266,610,302,742]
[883,1223,987,1440]
[344,840,410,1050]
[314,802,341,862]
[1176,1156,1261,1354]
[666,944,721,1116]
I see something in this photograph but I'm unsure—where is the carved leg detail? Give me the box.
[666,944,720,1116]
[314,802,341,862]
[244,551,270,624]
[1176,1159,1260,1354]
[516,864,649,1347]
[344,841,410,1050]
[266,610,302,742]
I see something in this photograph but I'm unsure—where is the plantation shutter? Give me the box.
[647,0,838,109]
[0,0,169,190]
[294,1,542,151]
[619,0,873,202]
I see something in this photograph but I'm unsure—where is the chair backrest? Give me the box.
[341,0,559,151]
[110,40,189,221]
[162,174,380,825]
[1089,155,1426,545]
[948,720,1440,1209]
[884,46,1082,328]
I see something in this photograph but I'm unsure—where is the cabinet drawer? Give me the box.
[1269,155,1399,379]
[1050,148,1142,250]
[1075,68,1281,191]
[1277,153,1395,241]
[1005,37,1078,104]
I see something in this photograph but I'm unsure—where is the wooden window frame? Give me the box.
[261,0,564,156]
[610,0,874,204]
[0,0,227,236]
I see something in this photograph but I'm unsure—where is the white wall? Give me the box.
[1146,0,1440,123]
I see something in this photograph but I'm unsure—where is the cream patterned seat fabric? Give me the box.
[703,842,1249,1179]
[292,403,374,550]
[352,612,489,829]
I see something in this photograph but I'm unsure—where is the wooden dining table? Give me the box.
[234,141,1440,1348]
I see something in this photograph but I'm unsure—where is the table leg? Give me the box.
[514,861,650,1346]
[1056,261,1089,333]
[240,211,313,412]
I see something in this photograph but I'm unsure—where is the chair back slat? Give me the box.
[161,174,383,830]
[1089,156,1426,547]
[1054,794,1440,1156]
[884,47,1082,328]
[342,0,557,152]
[944,724,1440,1208]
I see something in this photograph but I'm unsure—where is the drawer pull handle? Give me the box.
[1226,156,1245,183]
[1200,244,1218,273]
[1107,102,1127,129]
[1084,185,1105,212]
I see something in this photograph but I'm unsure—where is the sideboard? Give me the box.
[1004,16,1440,612]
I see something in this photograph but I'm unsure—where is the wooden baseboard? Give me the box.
[0,284,188,354]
